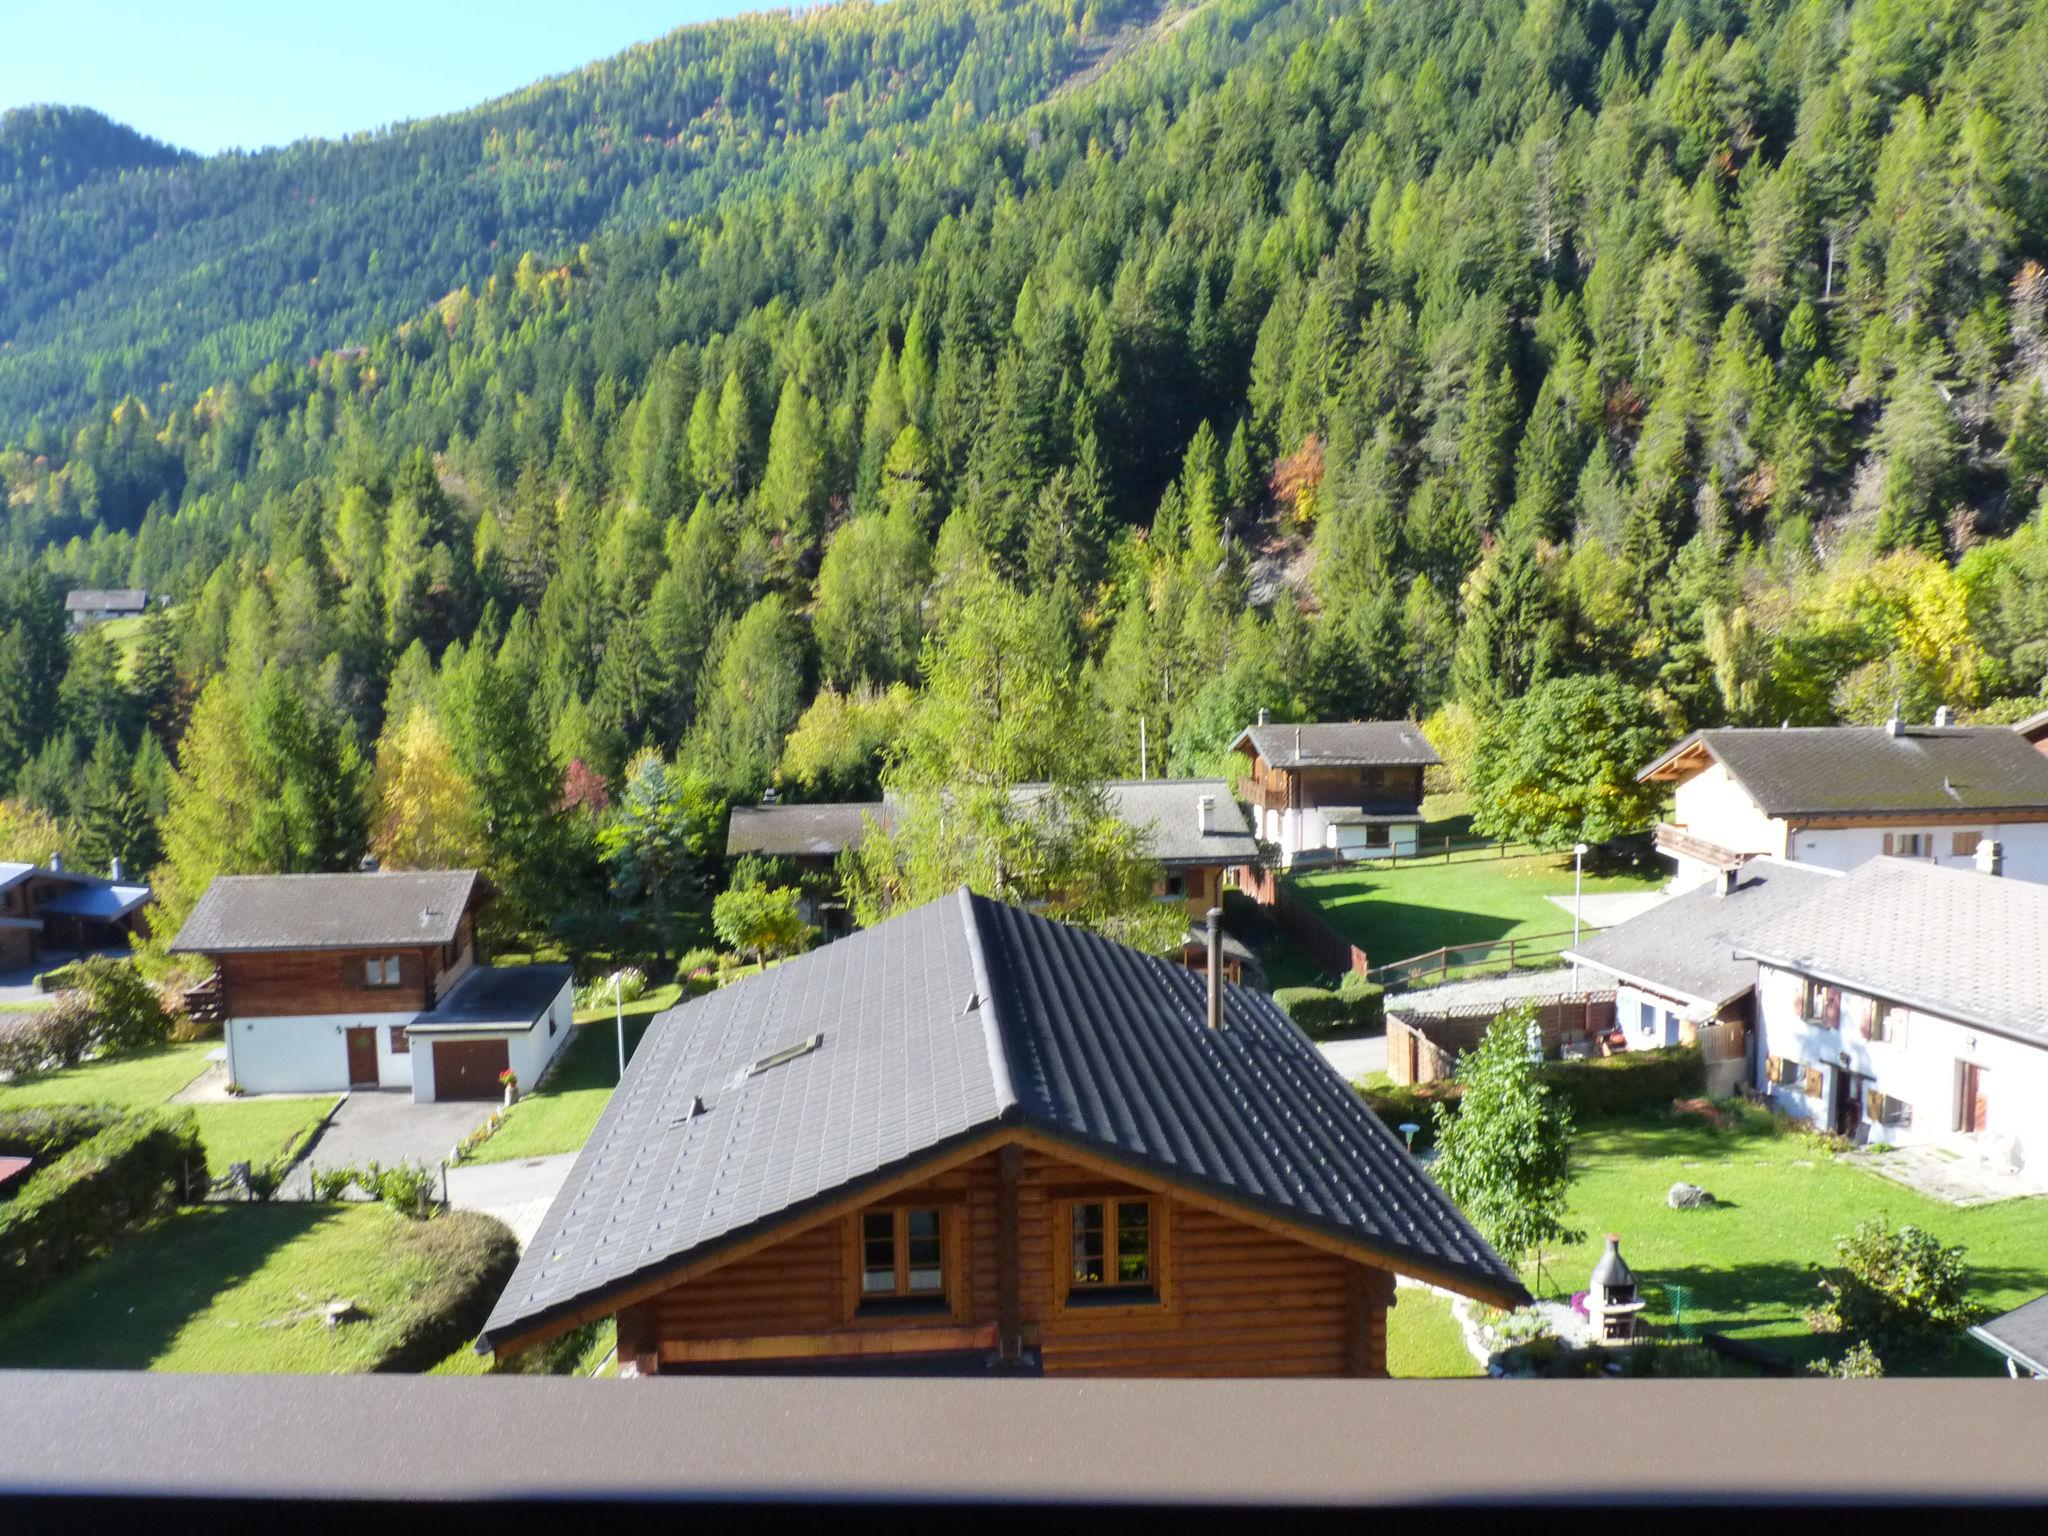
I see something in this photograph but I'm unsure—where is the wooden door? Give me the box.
[434,1037,509,1100]
[345,1027,380,1087]
[1960,1062,1990,1133]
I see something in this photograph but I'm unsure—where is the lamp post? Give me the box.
[1571,841,1589,992]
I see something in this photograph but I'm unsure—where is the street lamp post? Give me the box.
[1571,841,1590,991]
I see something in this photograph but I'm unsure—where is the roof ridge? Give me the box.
[956,887,1020,1124]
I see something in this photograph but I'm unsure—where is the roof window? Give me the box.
[746,1033,823,1076]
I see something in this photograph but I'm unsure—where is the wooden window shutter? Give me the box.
[1881,832,1894,856]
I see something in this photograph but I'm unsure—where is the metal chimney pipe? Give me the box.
[1206,907,1224,1031]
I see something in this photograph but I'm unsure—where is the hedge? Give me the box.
[0,1106,124,1162]
[0,1111,207,1307]
[1361,1047,1707,1146]
[1274,979,1385,1039]
[370,1211,522,1374]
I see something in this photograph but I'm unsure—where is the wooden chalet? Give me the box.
[479,890,1524,1377]
[170,869,572,1102]
[1230,718,1440,868]
[0,857,153,970]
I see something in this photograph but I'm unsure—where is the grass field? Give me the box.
[0,1041,335,1178]
[460,983,681,1163]
[1292,853,1665,972]
[0,1204,453,1372]
[1527,1109,2048,1374]
[1387,1287,1483,1377]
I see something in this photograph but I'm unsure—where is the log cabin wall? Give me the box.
[631,1141,1391,1378]
[216,946,442,1017]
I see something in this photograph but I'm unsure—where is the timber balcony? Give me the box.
[181,975,225,1025]
[1653,822,1747,870]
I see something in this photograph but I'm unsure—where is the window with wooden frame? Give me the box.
[1064,1197,1160,1307]
[1802,1064,1825,1097]
[361,954,403,988]
[853,1206,950,1317]
[1952,831,1982,858]
[1866,1001,1904,1045]
[1795,978,1841,1029]
[388,1025,409,1055]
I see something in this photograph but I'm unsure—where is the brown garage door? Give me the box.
[434,1038,509,1101]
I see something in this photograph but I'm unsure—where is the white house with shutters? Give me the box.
[1734,858,2048,1174]
[1640,716,2048,892]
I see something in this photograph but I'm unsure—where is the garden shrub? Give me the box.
[65,956,172,1055]
[1274,982,1384,1038]
[1541,1046,1705,1120]
[1361,1082,1463,1149]
[0,994,96,1078]
[310,1159,442,1214]
[575,967,648,1010]
[1811,1218,1982,1341]
[0,1105,123,1161]
[0,1110,206,1306]
[369,1211,521,1374]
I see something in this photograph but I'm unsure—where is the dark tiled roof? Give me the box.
[1230,722,1440,770]
[480,890,1522,1348]
[408,964,572,1034]
[1561,861,1837,1010]
[1731,860,2048,1045]
[1971,1294,2048,1376]
[725,802,884,858]
[169,870,479,953]
[1642,726,2048,817]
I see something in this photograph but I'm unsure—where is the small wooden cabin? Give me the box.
[480,890,1524,1376]
[1231,720,1440,868]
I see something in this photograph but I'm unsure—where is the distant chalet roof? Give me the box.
[479,889,1524,1350]
[1230,721,1441,770]
[1562,859,1838,1012]
[169,870,479,954]
[63,588,147,613]
[1731,860,2048,1047]
[723,780,1259,868]
[1640,725,2048,818]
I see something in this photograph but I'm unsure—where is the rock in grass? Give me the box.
[1667,1182,1715,1209]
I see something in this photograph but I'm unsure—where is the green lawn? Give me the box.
[0,1041,335,1179]
[1292,853,1665,973]
[1387,1286,1482,1377]
[0,1204,452,1373]
[1528,1110,2048,1374]
[461,983,682,1163]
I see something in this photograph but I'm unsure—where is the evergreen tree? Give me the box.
[689,594,810,799]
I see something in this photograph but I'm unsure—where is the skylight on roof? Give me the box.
[746,1033,823,1076]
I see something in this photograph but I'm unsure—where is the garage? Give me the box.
[433,1037,510,1101]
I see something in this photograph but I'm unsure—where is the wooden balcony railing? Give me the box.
[1653,822,1747,870]
[182,975,225,1025]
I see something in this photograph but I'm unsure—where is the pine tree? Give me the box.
[69,728,143,877]
[755,375,828,582]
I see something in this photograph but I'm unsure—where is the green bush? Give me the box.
[66,956,172,1055]
[0,1111,206,1306]
[1541,1046,1705,1120]
[1812,1218,1982,1342]
[370,1211,522,1374]
[311,1159,441,1214]
[0,1106,123,1161]
[1274,980,1384,1038]
[1361,1082,1464,1150]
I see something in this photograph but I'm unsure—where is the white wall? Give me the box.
[227,1013,415,1095]
[411,979,574,1104]
[1332,821,1423,861]
[1752,964,2048,1169]
[1671,763,1787,879]
[1615,984,1685,1050]
[1785,823,2048,885]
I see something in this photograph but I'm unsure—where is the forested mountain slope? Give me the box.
[0,0,1158,436]
[4,0,2048,963]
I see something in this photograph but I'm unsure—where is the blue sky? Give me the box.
[0,1,763,155]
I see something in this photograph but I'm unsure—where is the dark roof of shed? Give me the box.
[1971,1294,2048,1376]
[408,963,572,1034]
[1640,726,2048,817]
[1561,861,1836,1011]
[1731,860,2048,1045]
[724,802,884,858]
[169,870,480,953]
[480,890,1522,1349]
[1229,722,1440,770]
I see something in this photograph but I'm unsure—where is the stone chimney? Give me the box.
[1197,794,1215,834]
[1257,706,1270,726]
[48,852,62,872]
[1885,713,1906,738]
[109,857,123,883]
[1934,704,1955,727]
[1715,865,1738,898]
[1976,839,2004,878]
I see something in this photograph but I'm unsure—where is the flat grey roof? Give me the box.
[725,781,1258,867]
[37,881,153,922]
[170,870,479,953]
[1563,860,1838,1010]
[1642,726,2048,817]
[481,889,1522,1349]
[1231,721,1440,770]
[1970,1292,2048,1376]
[407,963,572,1034]
[1732,859,2048,1045]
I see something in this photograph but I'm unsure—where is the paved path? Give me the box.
[1546,890,1671,927]
[278,1092,495,1198]
[1317,1032,1387,1083]
[445,1154,579,1248]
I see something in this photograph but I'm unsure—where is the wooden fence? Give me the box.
[1238,865,1369,979]
[1367,929,1578,989]
[1386,994,1618,1086]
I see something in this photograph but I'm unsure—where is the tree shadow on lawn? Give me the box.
[1299,896,1524,958]
[0,1203,350,1371]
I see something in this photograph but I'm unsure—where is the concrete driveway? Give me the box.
[1317,1032,1387,1083]
[278,1091,496,1198]
[445,1154,579,1248]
